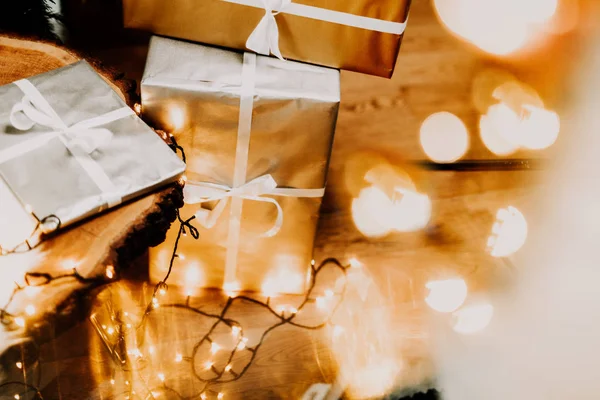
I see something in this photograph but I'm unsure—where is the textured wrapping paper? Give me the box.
[0,61,186,248]
[143,37,340,294]
[123,0,410,78]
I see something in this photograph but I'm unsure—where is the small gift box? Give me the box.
[143,36,340,294]
[123,0,411,78]
[0,61,186,252]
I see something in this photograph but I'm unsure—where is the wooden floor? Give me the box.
[18,0,579,398]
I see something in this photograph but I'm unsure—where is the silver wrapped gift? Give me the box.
[142,36,340,294]
[0,61,186,251]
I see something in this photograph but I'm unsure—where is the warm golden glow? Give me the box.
[211,342,220,354]
[327,265,401,398]
[487,206,528,257]
[419,112,469,163]
[351,186,395,238]
[224,364,232,372]
[157,372,165,382]
[452,302,495,334]
[217,393,224,400]
[390,189,432,232]
[204,361,213,370]
[61,258,80,270]
[223,281,240,298]
[479,108,520,156]
[433,0,557,55]
[262,266,304,296]
[168,104,186,131]
[175,353,183,362]
[425,279,468,313]
[517,105,560,150]
[15,362,22,369]
[105,265,115,280]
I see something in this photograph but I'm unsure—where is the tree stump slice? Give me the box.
[0,36,183,381]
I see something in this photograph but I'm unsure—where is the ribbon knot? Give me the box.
[246,0,292,60]
[10,88,114,155]
[183,174,283,237]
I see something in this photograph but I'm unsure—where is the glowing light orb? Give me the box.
[433,0,529,56]
[487,206,528,257]
[479,110,520,156]
[351,186,395,238]
[390,189,432,232]
[521,0,558,24]
[517,106,560,150]
[425,278,468,313]
[452,302,494,334]
[419,112,469,163]
[168,105,186,131]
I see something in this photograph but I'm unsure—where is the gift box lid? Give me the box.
[142,36,340,103]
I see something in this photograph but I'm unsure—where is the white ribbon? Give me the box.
[183,52,326,285]
[223,0,408,60]
[0,79,135,211]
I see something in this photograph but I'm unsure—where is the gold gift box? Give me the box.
[143,37,340,294]
[123,0,411,78]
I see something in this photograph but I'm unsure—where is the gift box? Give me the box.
[123,0,410,78]
[143,36,339,294]
[0,61,186,252]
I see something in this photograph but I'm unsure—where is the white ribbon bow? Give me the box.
[183,174,284,237]
[246,0,291,60]
[1,79,135,209]
[10,95,114,155]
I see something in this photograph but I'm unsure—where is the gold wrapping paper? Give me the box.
[143,37,340,294]
[123,0,410,78]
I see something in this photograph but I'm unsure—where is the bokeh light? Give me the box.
[425,278,468,313]
[452,302,494,334]
[390,189,432,232]
[351,186,395,238]
[433,0,559,56]
[517,105,560,150]
[487,206,528,257]
[420,112,469,163]
[479,105,521,156]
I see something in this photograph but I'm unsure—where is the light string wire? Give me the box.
[0,132,186,399]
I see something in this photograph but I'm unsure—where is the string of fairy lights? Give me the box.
[0,135,352,399]
[0,125,535,399]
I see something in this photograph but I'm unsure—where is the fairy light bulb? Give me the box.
[333,325,345,338]
[175,353,183,363]
[178,253,186,261]
[15,362,22,369]
[419,112,469,163]
[211,342,220,354]
[14,317,25,328]
[25,305,35,316]
[204,361,213,370]
[110,379,115,385]
[149,346,155,355]
[316,296,326,310]
[14,394,20,400]
[217,393,224,400]
[225,364,232,372]
[158,372,165,382]
[425,278,468,313]
[237,337,248,351]
[231,326,241,337]
[223,281,240,298]
[105,265,115,279]
[349,258,362,268]
[107,327,115,335]
[159,288,167,297]
[487,206,528,257]
[152,297,159,308]
[200,394,207,400]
